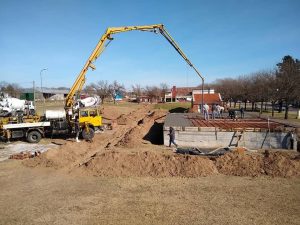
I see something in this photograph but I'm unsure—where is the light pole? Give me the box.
[40,68,47,115]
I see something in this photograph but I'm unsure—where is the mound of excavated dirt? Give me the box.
[263,151,300,177]
[81,150,218,177]
[24,106,166,169]
[23,141,94,169]
[215,150,300,178]
[116,109,166,148]
[101,105,137,120]
[23,104,300,178]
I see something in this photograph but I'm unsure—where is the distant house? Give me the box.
[138,95,159,103]
[164,86,196,102]
[41,88,69,100]
[21,88,70,101]
[192,89,223,112]
[115,92,123,101]
[20,89,34,101]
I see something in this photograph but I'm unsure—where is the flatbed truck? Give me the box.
[1,121,51,143]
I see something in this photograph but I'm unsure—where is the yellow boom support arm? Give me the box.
[65,24,204,108]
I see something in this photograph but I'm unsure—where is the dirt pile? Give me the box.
[215,150,300,177]
[116,109,166,147]
[101,105,136,120]
[81,150,218,177]
[24,105,164,169]
[24,140,95,169]
[23,104,300,178]
[263,151,300,177]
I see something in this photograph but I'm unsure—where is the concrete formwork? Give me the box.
[164,113,296,150]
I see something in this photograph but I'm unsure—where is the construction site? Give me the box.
[17,104,300,178]
[1,3,300,224]
[0,100,300,224]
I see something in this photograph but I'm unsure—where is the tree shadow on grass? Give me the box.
[169,107,188,113]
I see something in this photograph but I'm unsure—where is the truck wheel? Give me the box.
[27,130,42,143]
[82,127,95,140]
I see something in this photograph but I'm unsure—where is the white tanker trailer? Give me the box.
[0,97,25,112]
[0,97,35,116]
[75,96,101,109]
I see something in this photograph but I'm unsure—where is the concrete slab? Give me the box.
[164,113,297,150]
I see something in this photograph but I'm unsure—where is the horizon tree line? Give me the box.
[210,55,300,119]
[1,55,299,119]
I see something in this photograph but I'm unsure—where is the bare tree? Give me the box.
[90,80,111,103]
[145,85,160,103]
[266,72,279,117]
[276,55,300,119]
[237,75,253,110]
[131,84,142,98]
[0,81,8,90]
[214,78,240,107]
[0,82,22,98]
[84,84,97,96]
[160,83,169,102]
[250,72,273,114]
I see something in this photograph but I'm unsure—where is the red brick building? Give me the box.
[164,86,195,102]
[192,89,222,112]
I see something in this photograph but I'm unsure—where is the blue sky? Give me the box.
[0,0,299,89]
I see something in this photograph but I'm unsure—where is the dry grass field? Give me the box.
[0,161,299,225]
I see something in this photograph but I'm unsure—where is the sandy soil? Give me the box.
[23,104,300,178]
[0,160,299,225]
[1,103,300,224]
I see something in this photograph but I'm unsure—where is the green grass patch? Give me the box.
[261,111,300,122]
[154,102,191,112]
[103,101,141,108]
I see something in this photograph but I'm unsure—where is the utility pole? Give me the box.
[40,68,47,115]
[33,81,35,107]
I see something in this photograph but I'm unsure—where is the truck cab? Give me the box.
[79,107,102,128]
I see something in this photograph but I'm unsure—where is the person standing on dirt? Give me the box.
[74,115,80,143]
[168,127,178,148]
[240,107,245,119]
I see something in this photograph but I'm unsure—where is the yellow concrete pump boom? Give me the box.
[65,24,205,109]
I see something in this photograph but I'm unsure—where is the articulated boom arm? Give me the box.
[65,24,204,108]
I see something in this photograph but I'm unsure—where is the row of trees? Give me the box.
[85,81,169,103]
[131,83,169,102]
[1,55,298,119]
[0,82,22,98]
[85,80,126,104]
[0,79,170,104]
[211,55,300,119]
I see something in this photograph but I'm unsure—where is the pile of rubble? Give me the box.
[9,151,41,160]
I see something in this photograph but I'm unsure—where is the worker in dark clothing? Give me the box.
[240,107,245,119]
[229,109,237,120]
[168,127,178,148]
[229,109,234,119]
[74,115,80,142]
